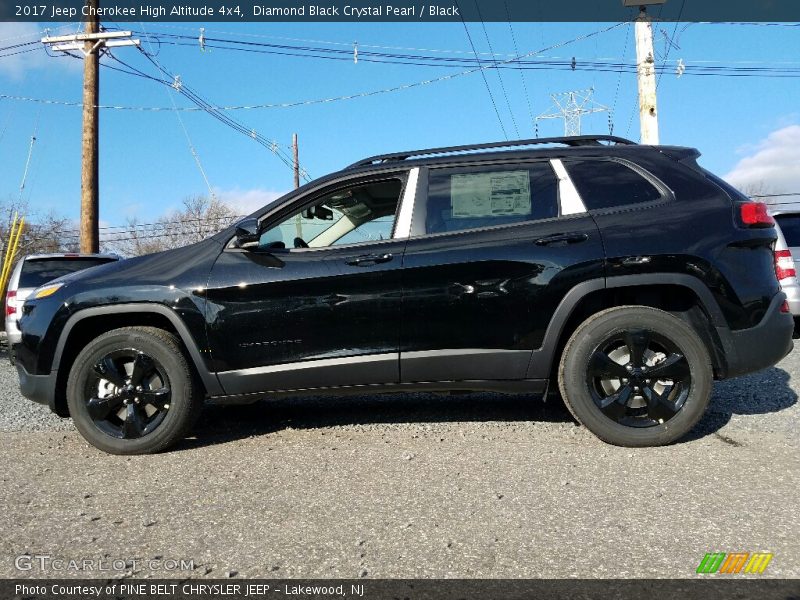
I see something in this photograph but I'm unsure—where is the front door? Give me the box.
[206,173,411,395]
[400,160,605,383]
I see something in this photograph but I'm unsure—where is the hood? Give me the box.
[51,238,224,293]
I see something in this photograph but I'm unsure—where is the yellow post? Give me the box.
[1,213,19,288]
[0,215,24,295]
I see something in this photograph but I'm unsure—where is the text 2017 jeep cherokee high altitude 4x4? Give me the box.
[14,135,793,454]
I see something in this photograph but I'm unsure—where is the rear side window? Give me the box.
[564,159,662,210]
[425,163,558,235]
[775,214,800,247]
[18,258,116,289]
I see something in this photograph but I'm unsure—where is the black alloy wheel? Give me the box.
[558,306,712,447]
[86,350,172,439]
[586,328,691,427]
[67,326,202,454]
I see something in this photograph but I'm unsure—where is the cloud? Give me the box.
[215,187,287,215]
[724,125,800,199]
[0,22,82,79]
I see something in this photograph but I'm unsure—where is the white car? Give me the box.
[4,253,119,361]
[770,209,800,326]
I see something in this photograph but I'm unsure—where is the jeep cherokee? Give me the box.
[14,135,794,454]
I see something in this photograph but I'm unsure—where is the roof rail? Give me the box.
[345,135,636,169]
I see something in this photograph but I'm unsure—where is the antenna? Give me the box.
[535,88,609,137]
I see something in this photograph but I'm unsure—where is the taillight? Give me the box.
[775,249,796,280]
[5,290,16,316]
[740,202,775,228]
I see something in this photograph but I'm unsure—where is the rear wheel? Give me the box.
[67,327,202,454]
[558,306,712,447]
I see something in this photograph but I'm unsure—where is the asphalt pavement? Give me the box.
[0,341,797,579]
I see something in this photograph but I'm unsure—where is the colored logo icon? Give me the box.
[696,552,773,574]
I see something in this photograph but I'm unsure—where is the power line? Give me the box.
[135,22,800,57]
[656,0,687,89]
[610,23,631,133]
[455,1,508,139]
[107,46,311,181]
[134,23,217,200]
[125,29,800,74]
[503,4,534,134]
[6,23,631,116]
[474,0,519,137]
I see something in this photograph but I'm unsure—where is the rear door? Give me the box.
[399,159,605,383]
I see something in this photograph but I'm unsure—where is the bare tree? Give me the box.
[739,181,774,201]
[0,196,77,257]
[105,196,241,257]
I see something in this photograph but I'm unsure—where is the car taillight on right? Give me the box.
[775,249,796,281]
[5,290,16,317]
[739,201,775,228]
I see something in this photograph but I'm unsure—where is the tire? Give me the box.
[67,326,203,454]
[558,306,712,447]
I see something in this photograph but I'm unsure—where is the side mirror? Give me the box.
[234,218,260,249]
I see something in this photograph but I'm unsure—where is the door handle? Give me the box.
[345,253,394,267]
[534,233,589,246]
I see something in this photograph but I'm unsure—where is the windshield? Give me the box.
[18,257,117,289]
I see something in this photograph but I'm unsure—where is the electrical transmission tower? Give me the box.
[535,89,609,137]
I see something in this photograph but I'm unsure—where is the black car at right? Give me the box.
[14,135,794,454]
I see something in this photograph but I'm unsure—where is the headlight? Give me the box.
[31,282,64,299]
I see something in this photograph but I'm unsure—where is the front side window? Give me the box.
[259,178,403,250]
[424,163,558,235]
[563,159,663,210]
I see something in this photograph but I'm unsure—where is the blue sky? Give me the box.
[0,20,798,227]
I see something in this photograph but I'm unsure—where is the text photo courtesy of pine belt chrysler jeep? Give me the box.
[14,135,793,454]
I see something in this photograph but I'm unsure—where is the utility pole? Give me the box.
[41,2,139,253]
[81,0,99,253]
[292,133,300,190]
[634,6,659,144]
[535,89,608,137]
[293,133,302,238]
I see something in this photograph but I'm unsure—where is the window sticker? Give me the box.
[450,170,531,218]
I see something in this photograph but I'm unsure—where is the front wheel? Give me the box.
[558,306,712,447]
[67,327,202,454]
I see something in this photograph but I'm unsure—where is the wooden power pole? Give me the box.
[634,6,660,144]
[41,5,139,253]
[293,133,302,238]
[81,0,100,253]
[292,133,300,190]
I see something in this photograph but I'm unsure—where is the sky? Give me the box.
[0,19,798,230]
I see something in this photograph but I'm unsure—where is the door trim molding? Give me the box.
[217,352,399,395]
[401,348,532,382]
[550,158,587,216]
[393,167,419,239]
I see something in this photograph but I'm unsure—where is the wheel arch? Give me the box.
[52,304,221,417]
[526,274,729,383]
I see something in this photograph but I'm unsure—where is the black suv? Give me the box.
[15,135,793,454]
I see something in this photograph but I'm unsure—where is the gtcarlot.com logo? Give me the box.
[696,552,773,574]
[15,554,194,573]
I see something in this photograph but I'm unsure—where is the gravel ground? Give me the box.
[0,340,798,579]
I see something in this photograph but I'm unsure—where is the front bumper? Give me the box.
[719,292,794,379]
[17,362,59,413]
